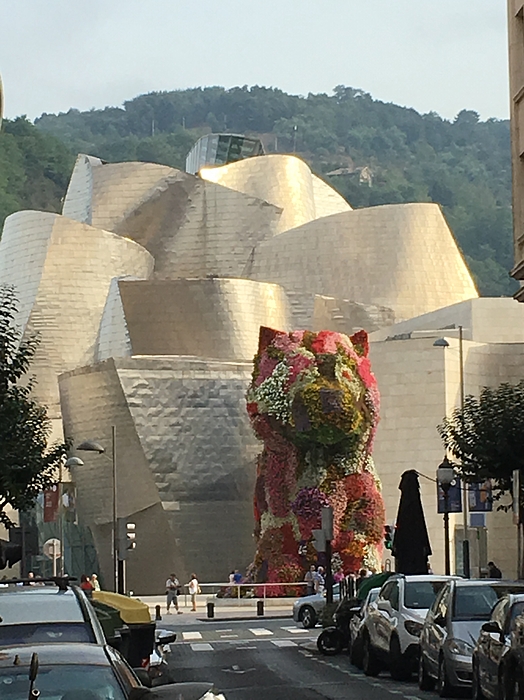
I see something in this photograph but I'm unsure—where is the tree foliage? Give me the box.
[0,285,68,526]
[438,382,524,502]
[0,85,515,296]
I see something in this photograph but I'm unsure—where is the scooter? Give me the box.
[317,596,362,656]
[141,629,177,686]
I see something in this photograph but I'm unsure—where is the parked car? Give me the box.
[0,642,226,700]
[362,574,454,680]
[419,579,524,697]
[0,579,106,647]
[472,592,524,700]
[348,587,380,668]
[292,583,340,629]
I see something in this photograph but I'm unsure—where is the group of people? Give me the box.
[165,572,200,613]
[79,573,101,594]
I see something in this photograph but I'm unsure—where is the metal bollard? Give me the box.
[155,605,162,621]
[207,601,215,619]
[257,600,264,617]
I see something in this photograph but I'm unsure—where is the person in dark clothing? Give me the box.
[487,561,502,578]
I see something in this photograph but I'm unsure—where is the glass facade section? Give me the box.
[185,133,264,174]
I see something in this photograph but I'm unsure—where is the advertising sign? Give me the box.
[468,481,493,512]
[437,477,462,514]
[43,486,59,523]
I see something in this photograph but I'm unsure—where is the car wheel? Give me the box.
[299,605,317,629]
[472,662,485,700]
[437,655,453,698]
[350,635,364,669]
[418,653,435,691]
[362,633,381,677]
[389,634,411,681]
[317,628,345,656]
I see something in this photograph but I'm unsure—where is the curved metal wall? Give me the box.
[246,203,478,322]
[0,211,154,417]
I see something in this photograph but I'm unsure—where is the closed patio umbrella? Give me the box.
[392,470,432,575]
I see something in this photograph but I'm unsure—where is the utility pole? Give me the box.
[322,507,334,604]
[459,325,470,578]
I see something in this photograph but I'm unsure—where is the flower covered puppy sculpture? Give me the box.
[246,328,385,586]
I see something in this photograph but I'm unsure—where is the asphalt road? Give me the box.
[162,617,441,700]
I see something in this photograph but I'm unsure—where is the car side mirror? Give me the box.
[377,599,391,612]
[482,621,502,634]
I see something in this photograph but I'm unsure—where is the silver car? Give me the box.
[419,579,524,696]
[349,587,380,668]
[292,584,340,629]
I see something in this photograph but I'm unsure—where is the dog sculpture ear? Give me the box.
[350,330,369,357]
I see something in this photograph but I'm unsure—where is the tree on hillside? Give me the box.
[437,381,524,503]
[0,285,68,527]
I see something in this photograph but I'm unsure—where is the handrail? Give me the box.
[179,580,309,604]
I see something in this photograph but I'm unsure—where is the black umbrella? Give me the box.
[392,470,432,575]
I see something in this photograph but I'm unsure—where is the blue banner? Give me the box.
[468,481,492,512]
[437,477,462,513]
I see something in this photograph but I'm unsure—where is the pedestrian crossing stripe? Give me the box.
[280,627,310,634]
[271,640,297,648]
[248,628,273,636]
[190,643,213,651]
[182,631,203,640]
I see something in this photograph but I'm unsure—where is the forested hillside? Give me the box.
[0,85,515,296]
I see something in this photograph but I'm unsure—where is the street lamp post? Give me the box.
[77,426,118,593]
[61,456,84,576]
[433,328,470,578]
[437,458,455,576]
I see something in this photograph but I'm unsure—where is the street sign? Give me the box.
[43,538,61,560]
[437,477,462,513]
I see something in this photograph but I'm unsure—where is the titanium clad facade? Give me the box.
[59,357,259,590]
[0,211,154,417]
[97,278,292,362]
[246,203,478,322]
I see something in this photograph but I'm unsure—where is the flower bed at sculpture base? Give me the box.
[247,328,385,586]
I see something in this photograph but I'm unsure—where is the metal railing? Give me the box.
[180,581,308,606]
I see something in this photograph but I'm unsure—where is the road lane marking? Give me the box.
[220,634,238,638]
[190,643,213,651]
[248,628,273,636]
[182,632,203,640]
[271,640,297,647]
[280,627,310,634]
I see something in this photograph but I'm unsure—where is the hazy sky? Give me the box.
[0,1,509,122]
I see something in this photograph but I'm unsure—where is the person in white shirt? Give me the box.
[188,573,199,612]
[165,573,182,614]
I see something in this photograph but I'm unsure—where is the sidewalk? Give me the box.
[134,594,293,622]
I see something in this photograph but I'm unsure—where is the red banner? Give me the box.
[43,486,59,523]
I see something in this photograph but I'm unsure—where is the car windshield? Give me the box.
[404,580,447,609]
[0,623,93,646]
[452,585,501,620]
[0,665,126,700]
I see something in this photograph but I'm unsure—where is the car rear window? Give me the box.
[0,623,94,646]
[404,581,447,609]
[452,585,501,620]
[0,592,84,624]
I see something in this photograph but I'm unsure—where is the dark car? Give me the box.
[419,580,524,696]
[0,642,225,700]
[472,593,524,700]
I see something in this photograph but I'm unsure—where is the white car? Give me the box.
[362,574,454,680]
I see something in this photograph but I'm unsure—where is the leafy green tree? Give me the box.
[437,381,524,502]
[0,285,68,527]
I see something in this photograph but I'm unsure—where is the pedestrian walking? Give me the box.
[313,566,325,593]
[90,574,101,591]
[80,574,94,597]
[356,568,368,590]
[188,573,200,612]
[166,573,182,614]
[304,565,316,596]
[487,561,502,578]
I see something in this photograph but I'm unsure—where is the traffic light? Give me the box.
[117,518,136,561]
[0,539,23,569]
[312,529,326,553]
[384,525,393,550]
